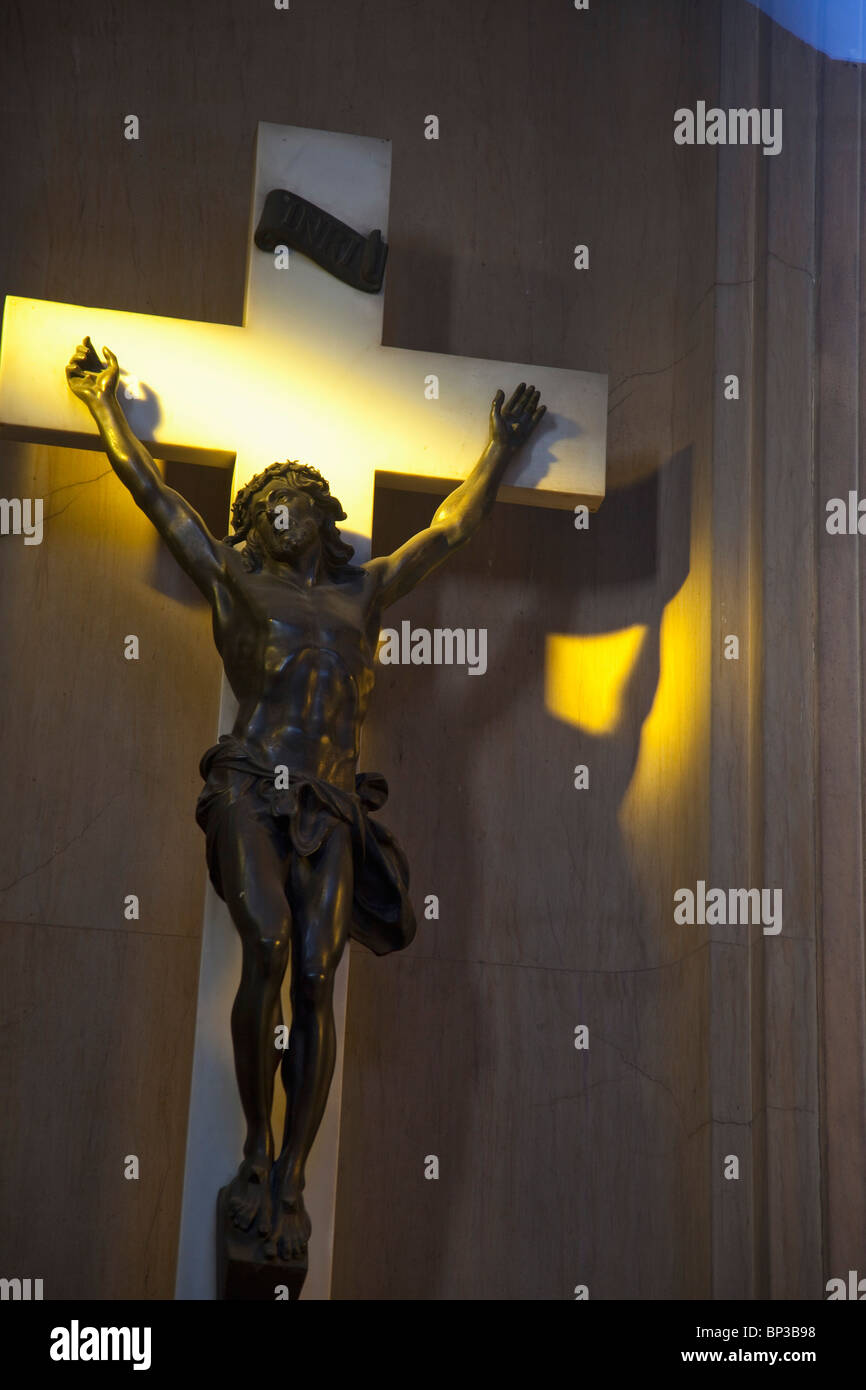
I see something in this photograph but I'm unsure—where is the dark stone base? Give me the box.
[217,1186,308,1301]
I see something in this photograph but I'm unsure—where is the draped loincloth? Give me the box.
[195,734,416,957]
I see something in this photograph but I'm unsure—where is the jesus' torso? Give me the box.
[211,550,381,791]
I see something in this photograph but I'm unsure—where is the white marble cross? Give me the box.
[0,122,608,1299]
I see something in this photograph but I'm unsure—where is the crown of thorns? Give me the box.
[226,459,354,570]
[229,460,347,535]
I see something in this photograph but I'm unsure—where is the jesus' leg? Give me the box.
[216,801,292,1236]
[266,821,353,1262]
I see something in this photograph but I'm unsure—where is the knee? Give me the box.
[297,961,337,1007]
[253,923,291,980]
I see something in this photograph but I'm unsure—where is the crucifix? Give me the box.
[0,122,608,1299]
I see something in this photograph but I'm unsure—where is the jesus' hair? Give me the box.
[225,460,356,575]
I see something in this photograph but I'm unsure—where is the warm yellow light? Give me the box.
[0,291,607,562]
[545,626,648,736]
[619,538,711,904]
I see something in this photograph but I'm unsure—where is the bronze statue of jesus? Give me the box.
[66,337,545,1269]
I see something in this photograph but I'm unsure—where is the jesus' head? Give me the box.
[227,460,355,576]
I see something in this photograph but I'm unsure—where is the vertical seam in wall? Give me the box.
[857,60,865,1278]
[811,51,828,1295]
[750,4,770,1303]
[854,59,866,1276]
[706,0,721,1301]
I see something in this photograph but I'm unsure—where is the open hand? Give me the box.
[489,383,546,452]
[66,337,120,408]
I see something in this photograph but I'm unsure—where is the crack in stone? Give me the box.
[0,917,197,941]
[586,1030,691,1132]
[544,1040,817,1147]
[403,942,709,978]
[606,255,815,416]
[0,790,127,895]
[767,249,816,282]
[42,469,114,500]
[608,342,699,405]
[43,469,114,522]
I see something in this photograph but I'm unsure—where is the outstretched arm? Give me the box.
[365,383,546,608]
[65,338,227,602]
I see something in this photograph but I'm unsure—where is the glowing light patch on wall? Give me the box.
[620,556,711,902]
[624,588,701,807]
[545,626,647,736]
[546,542,709,916]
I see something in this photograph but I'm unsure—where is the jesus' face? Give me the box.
[250,479,321,564]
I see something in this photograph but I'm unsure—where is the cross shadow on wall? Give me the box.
[346,448,693,1298]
